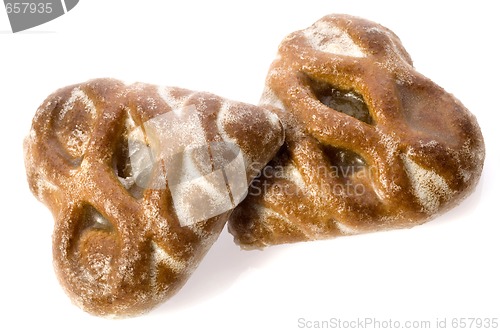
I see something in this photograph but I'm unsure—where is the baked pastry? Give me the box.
[24,78,284,316]
[228,14,485,249]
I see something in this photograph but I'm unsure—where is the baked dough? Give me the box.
[24,78,284,316]
[228,14,485,249]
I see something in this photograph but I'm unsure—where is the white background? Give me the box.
[1,1,498,331]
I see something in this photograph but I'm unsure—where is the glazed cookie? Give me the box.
[24,78,284,316]
[228,14,485,249]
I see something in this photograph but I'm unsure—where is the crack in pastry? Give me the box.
[307,77,373,125]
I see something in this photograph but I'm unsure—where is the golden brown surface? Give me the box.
[24,78,284,316]
[228,14,485,249]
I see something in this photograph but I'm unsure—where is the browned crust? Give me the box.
[228,14,485,249]
[24,78,284,316]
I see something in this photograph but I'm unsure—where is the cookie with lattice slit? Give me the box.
[228,14,485,249]
[24,78,284,316]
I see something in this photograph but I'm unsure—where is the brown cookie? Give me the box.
[228,14,485,249]
[24,78,284,316]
